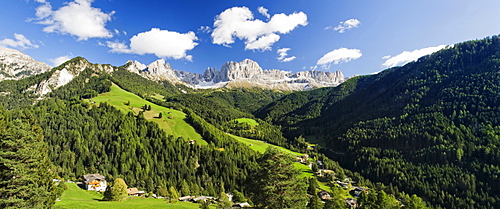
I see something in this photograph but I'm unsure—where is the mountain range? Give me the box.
[0,47,345,93]
[126,58,344,91]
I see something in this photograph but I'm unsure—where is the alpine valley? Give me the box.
[1,35,499,209]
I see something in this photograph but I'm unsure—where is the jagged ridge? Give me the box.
[126,58,345,91]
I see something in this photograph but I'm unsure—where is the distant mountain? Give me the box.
[0,48,51,81]
[126,58,345,91]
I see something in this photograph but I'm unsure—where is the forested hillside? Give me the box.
[257,36,500,208]
[3,35,499,209]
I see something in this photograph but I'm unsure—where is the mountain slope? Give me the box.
[257,35,500,208]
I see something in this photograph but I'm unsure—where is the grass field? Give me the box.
[234,118,259,126]
[54,183,206,209]
[91,83,205,145]
[228,134,301,156]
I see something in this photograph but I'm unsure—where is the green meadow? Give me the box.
[234,118,259,126]
[54,183,206,209]
[91,83,205,145]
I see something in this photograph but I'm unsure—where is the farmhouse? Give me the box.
[82,174,107,192]
[127,187,145,196]
[318,190,332,200]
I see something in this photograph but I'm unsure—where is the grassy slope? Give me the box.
[91,83,205,145]
[55,183,205,209]
[228,134,331,191]
[234,118,259,126]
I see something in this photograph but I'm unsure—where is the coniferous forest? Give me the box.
[1,35,500,208]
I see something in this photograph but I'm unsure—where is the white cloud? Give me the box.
[107,28,198,61]
[106,41,133,54]
[245,33,280,51]
[198,26,212,33]
[316,48,362,68]
[49,55,72,67]
[381,45,447,68]
[258,6,270,19]
[33,0,114,40]
[332,19,361,33]
[382,55,391,60]
[277,47,297,62]
[211,6,308,51]
[0,34,39,49]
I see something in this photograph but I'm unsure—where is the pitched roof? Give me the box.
[127,188,139,194]
[83,174,105,183]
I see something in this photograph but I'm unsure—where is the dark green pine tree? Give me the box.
[307,194,322,209]
[251,147,308,209]
[307,177,319,195]
[0,107,57,208]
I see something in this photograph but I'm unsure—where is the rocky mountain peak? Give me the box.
[0,47,51,81]
[28,57,115,96]
[220,59,264,81]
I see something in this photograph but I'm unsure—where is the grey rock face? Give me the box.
[0,48,51,81]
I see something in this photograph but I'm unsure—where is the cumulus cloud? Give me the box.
[0,34,39,49]
[277,48,297,62]
[328,19,361,33]
[258,6,270,19]
[107,28,198,61]
[211,6,308,51]
[316,48,362,68]
[49,55,72,67]
[381,45,447,68]
[33,0,114,40]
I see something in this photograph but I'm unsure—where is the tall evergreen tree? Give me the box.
[0,107,57,208]
[168,186,179,203]
[250,147,308,209]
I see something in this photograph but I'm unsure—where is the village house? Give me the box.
[192,196,216,203]
[335,180,349,188]
[317,190,332,200]
[178,196,195,202]
[316,160,325,169]
[296,154,309,164]
[351,187,368,197]
[232,202,252,207]
[82,174,107,192]
[345,198,358,209]
[127,187,145,196]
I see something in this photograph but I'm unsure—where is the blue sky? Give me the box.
[1,0,500,77]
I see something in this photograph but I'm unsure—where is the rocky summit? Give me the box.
[0,48,51,81]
